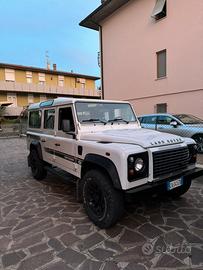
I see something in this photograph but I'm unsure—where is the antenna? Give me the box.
[46,50,50,70]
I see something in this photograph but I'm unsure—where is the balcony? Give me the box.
[0,81,101,97]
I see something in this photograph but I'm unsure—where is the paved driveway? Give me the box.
[0,138,203,270]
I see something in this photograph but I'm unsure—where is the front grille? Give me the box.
[153,147,190,178]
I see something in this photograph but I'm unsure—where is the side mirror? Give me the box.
[62,119,71,133]
[170,121,178,128]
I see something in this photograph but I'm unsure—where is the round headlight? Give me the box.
[134,158,144,172]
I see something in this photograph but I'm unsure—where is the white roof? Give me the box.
[28,97,130,110]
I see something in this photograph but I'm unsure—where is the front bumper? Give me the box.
[125,167,203,194]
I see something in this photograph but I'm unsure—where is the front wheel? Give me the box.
[167,178,191,199]
[192,134,203,153]
[29,149,47,180]
[82,170,124,228]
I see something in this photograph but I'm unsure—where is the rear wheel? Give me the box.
[82,170,124,228]
[167,178,191,198]
[30,149,47,180]
[192,134,203,153]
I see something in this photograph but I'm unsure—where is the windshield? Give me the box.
[173,114,203,124]
[75,102,137,124]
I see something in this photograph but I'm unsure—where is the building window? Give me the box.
[26,71,32,84]
[44,109,55,129]
[7,93,17,107]
[28,94,34,104]
[156,103,167,113]
[58,75,64,87]
[5,69,15,82]
[157,49,167,78]
[77,78,86,89]
[29,110,41,128]
[38,73,46,85]
[152,0,167,20]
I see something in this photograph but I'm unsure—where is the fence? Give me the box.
[0,121,27,138]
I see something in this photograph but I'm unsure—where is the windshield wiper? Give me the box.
[108,117,129,124]
[82,118,107,124]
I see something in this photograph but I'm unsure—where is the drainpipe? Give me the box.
[99,25,104,100]
[90,20,104,100]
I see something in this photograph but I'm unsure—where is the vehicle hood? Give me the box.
[80,128,184,148]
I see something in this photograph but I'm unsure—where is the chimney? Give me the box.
[53,64,57,71]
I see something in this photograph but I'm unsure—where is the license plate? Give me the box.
[167,178,183,191]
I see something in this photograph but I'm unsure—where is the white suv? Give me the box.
[27,98,202,228]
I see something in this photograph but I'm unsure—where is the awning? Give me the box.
[151,0,166,18]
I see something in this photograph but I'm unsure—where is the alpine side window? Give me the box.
[58,107,75,132]
[29,110,41,128]
[44,109,55,129]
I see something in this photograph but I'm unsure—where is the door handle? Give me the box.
[55,143,60,147]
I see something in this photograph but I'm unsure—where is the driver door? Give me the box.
[157,115,182,136]
[54,105,77,174]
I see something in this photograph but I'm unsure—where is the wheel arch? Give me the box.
[192,133,203,139]
[81,154,122,190]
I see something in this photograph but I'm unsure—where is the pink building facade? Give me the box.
[81,0,203,118]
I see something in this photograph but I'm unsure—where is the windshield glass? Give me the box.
[173,114,203,124]
[75,102,137,124]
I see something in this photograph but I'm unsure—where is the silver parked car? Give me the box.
[138,114,203,153]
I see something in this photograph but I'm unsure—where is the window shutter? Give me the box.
[39,73,46,82]
[26,71,32,78]
[5,69,15,81]
[151,0,166,18]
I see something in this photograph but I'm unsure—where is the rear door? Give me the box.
[41,108,57,164]
[140,116,157,130]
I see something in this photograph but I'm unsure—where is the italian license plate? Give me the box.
[167,178,183,191]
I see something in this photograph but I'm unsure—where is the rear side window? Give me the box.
[29,110,41,128]
[44,109,55,129]
[142,116,157,124]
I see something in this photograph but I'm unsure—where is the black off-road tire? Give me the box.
[82,169,124,228]
[167,178,192,199]
[30,149,47,180]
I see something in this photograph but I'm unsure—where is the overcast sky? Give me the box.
[0,0,101,77]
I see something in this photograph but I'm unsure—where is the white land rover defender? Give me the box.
[27,98,203,228]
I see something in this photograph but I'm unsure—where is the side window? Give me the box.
[143,116,157,124]
[44,109,55,129]
[29,110,41,128]
[58,107,75,132]
[157,116,172,125]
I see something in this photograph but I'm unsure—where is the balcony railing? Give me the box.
[0,81,101,97]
